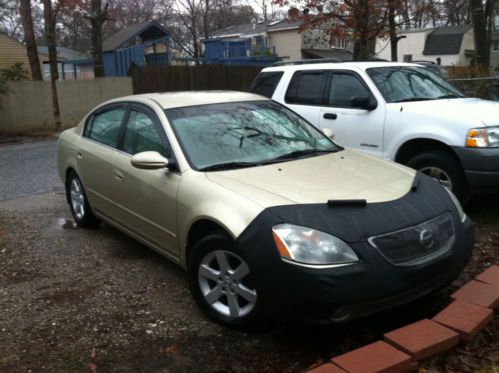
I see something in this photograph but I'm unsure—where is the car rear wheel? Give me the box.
[188,233,262,328]
[406,151,469,202]
[66,171,100,228]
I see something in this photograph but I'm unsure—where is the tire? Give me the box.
[188,233,263,329]
[406,151,469,202]
[65,171,100,228]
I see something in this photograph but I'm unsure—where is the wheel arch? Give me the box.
[184,218,233,266]
[394,138,462,167]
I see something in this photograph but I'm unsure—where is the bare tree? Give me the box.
[85,0,110,77]
[42,0,61,130]
[470,0,494,68]
[19,0,42,80]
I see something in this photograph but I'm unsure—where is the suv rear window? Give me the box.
[285,70,327,105]
[250,72,283,98]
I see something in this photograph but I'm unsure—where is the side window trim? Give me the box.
[325,70,378,110]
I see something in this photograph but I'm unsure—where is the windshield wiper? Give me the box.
[435,94,462,99]
[272,148,337,161]
[199,161,261,171]
[393,98,435,103]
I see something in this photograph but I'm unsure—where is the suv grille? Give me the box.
[368,213,455,266]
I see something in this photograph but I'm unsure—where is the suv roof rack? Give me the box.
[271,58,342,67]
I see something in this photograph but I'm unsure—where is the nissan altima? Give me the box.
[57,91,474,327]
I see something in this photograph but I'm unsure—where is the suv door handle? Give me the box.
[323,113,337,120]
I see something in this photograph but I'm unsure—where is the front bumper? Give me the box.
[452,146,499,192]
[236,175,474,324]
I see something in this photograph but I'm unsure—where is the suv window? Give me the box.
[123,109,170,158]
[328,73,371,107]
[285,71,327,105]
[250,72,283,98]
[87,108,126,148]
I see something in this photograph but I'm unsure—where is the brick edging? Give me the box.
[307,265,499,373]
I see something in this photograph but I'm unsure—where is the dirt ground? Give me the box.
[0,192,497,373]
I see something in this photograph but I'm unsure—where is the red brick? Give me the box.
[433,300,493,342]
[307,363,347,373]
[476,265,499,288]
[451,280,499,309]
[331,341,413,373]
[384,319,459,360]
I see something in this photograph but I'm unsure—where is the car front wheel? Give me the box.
[188,233,262,328]
[66,171,100,228]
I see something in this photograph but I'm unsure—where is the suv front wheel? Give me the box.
[406,151,469,202]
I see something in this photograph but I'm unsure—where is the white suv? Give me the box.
[250,61,499,201]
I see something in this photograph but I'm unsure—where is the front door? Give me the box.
[111,104,181,256]
[318,72,385,157]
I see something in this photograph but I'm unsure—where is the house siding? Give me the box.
[268,29,302,60]
[0,35,31,76]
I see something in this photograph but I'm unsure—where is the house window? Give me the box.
[330,35,346,49]
[495,15,499,30]
[403,54,413,62]
[493,40,499,52]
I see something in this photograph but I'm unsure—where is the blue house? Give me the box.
[101,20,170,76]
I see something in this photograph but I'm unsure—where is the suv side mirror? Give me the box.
[351,96,377,111]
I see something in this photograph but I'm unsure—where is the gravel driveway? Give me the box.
[0,140,497,372]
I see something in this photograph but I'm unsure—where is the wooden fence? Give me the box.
[131,64,263,94]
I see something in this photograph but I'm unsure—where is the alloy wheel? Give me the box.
[70,178,85,220]
[198,250,257,318]
[420,166,453,190]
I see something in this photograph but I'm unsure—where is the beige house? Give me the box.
[376,25,475,66]
[0,34,31,75]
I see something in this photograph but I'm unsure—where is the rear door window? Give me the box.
[285,70,327,105]
[86,107,126,148]
[250,72,284,98]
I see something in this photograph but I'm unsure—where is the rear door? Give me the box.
[77,104,127,218]
[282,70,328,126]
[318,71,385,156]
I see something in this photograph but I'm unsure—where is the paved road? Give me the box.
[0,139,63,201]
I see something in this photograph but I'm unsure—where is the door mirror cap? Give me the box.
[322,128,335,139]
[350,96,377,111]
[131,151,169,170]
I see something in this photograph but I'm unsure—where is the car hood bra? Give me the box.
[206,150,415,207]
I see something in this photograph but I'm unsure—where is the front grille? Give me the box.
[368,213,455,266]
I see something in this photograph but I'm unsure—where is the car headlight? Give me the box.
[272,224,359,266]
[444,187,466,222]
[466,126,499,147]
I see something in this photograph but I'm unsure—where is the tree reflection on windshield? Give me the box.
[166,101,339,170]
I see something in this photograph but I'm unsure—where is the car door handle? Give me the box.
[323,113,337,120]
[114,169,124,181]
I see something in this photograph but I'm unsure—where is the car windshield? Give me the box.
[166,101,340,171]
[366,66,465,103]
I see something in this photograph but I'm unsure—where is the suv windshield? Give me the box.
[366,66,465,103]
[166,101,340,171]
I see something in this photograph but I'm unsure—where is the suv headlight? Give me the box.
[466,126,499,148]
[272,224,359,266]
[444,187,466,222]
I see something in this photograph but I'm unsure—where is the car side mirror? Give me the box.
[131,151,169,170]
[322,128,335,139]
[351,96,377,111]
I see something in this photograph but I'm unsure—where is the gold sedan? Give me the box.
[58,91,473,328]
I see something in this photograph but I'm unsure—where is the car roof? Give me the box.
[117,91,267,110]
[262,61,424,72]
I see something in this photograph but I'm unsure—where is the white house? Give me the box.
[376,25,475,66]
